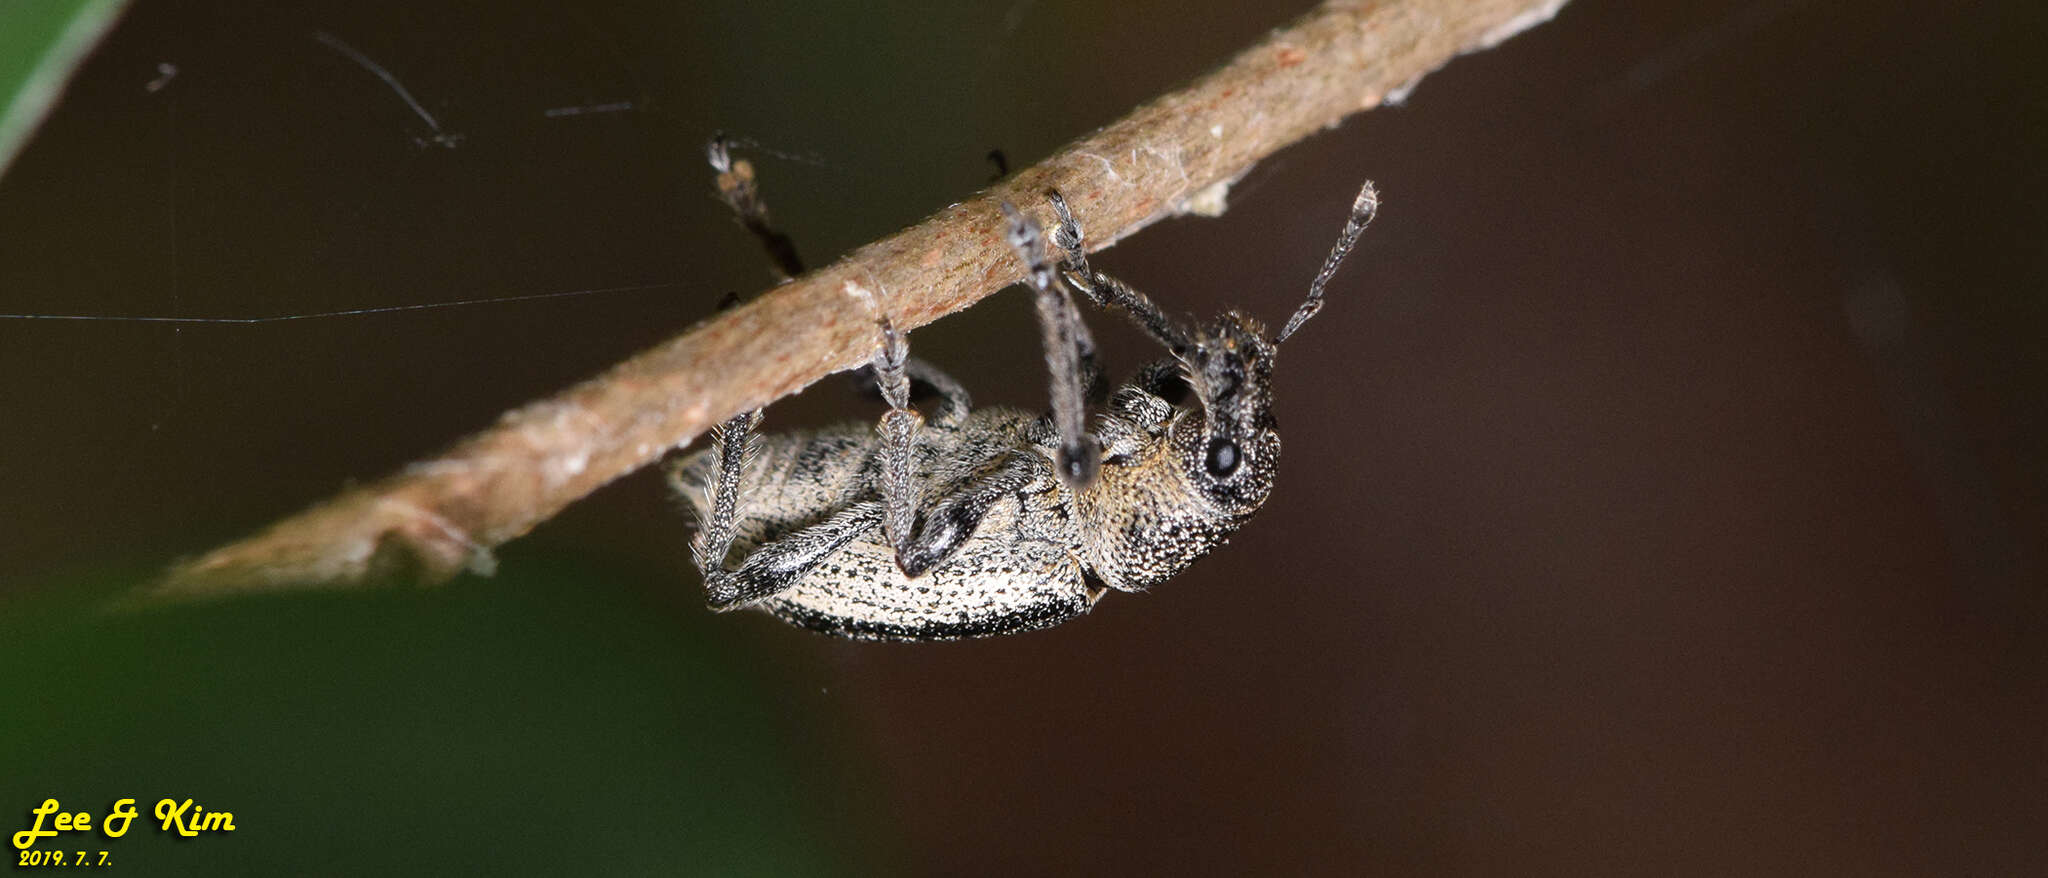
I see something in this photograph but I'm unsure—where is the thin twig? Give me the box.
[148,0,1569,601]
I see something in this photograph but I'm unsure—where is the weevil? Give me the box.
[670,139,1378,640]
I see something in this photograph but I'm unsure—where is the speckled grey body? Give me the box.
[668,372,1262,640]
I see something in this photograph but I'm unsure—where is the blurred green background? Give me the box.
[3,560,869,874]
[0,0,129,178]
[3,0,2045,874]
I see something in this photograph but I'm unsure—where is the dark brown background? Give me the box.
[2,0,2043,874]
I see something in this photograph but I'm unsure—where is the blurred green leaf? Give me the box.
[0,0,129,180]
[0,556,873,876]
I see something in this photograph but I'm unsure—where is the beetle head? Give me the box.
[1170,311,1282,514]
[1167,181,1378,514]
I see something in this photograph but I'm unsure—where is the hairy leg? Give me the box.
[1002,201,1102,488]
[693,134,793,603]
[1047,190,1193,356]
[865,311,1044,578]
[706,502,884,609]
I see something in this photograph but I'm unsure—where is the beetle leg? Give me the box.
[865,312,1044,578]
[709,501,885,610]
[707,131,804,281]
[1002,201,1102,489]
[1047,189,1193,357]
[843,355,972,426]
[871,315,925,562]
[889,453,1040,578]
[903,358,972,427]
[689,409,759,585]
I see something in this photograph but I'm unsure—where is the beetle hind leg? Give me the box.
[689,410,762,606]
[860,311,1043,579]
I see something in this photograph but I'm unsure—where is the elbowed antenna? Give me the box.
[1275,181,1380,344]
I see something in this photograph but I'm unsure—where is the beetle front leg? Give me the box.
[1002,200,1102,488]
[1047,190,1193,356]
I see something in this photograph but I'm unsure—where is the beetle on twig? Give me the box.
[672,136,1378,640]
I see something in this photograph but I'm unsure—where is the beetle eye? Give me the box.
[1203,438,1240,479]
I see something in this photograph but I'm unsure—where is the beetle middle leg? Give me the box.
[847,354,973,427]
[695,136,1024,594]
[860,308,1042,577]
